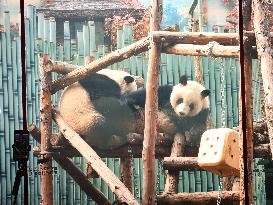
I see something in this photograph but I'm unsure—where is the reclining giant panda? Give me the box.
[59,69,140,150]
[122,75,210,142]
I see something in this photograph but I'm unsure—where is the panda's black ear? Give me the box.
[179,75,188,85]
[201,89,210,98]
[124,76,135,84]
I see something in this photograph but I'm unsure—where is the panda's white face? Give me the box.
[97,69,137,95]
[170,81,210,117]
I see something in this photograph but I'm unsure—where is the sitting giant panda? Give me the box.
[59,69,140,150]
[122,75,210,140]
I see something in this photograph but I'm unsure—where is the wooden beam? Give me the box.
[52,109,139,205]
[253,0,273,160]
[163,44,240,58]
[163,157,203,171]
[152,31,239,45]
[142,0,162,204]
[239,0,254,204]
[50,61,78,74]
[33,142,271,159]
[27,124,111,205]
[156,191,240,205]
[39,55,53,205]
[50,37,150,94]
[164,133,185,193]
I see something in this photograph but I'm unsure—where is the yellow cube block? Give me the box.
[197,128,240,177]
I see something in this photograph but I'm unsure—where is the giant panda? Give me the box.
[59,69,140,150]
[121,75,210,141]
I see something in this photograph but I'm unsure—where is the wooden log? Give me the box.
[120,157,133,192]
[253,0,273,160]
[163,157,203,171]
[152,31,239,45]
[39,55,53,205]
[239,1,254,204]
[50,37,150,94]
[244,31,273,47]
[156,191,240,205]
[27,124,111,205]
[43,121,268,148]
[50,61,78,74]
[33,137,272,160]
[52,109,139,205]
[163,44,240,58]
[164,133,185,193]
[162,143,273,170]
[254,144,272,158]
[49,61,145,88]
[142,1,162,204]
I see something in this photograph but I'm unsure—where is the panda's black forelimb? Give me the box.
[120,85,173,110]
[79,73,122,100]
[179,75,188,85]
[201,89,210,98]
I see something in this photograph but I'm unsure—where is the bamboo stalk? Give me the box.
[0,31,8,205]
[50,37,150,94]
[39,55,53,205]
[52,109,139,205]
[83,24,90,57]
[156,191,240,205]
[88,21,96,56]
[163,44,239,58]
[152,31,239,45]
[63,21,71,62]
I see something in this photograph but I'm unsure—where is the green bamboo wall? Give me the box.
[0,5,266,204]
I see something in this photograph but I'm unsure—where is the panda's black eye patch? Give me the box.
[176,98,183,104]
[124,76,134,84]
[189,103,194,110]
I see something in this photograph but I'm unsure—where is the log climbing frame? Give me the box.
[29,0,273,204]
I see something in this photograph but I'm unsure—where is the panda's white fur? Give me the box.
[59,69,139,150]
[97,69,137,94]
[170,80,210,117]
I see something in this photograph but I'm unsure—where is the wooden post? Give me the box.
[164,133,185,193]
[120,157,133,192]
[253,0,273,159]
[142,0,162,204]
[39,55,53,205]
[238,0,254,204]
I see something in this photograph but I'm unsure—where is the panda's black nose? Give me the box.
[179,111,185,116]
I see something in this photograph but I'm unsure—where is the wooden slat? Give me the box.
[163,44,239,58]
[152,31,239,45]
[157,191,240,205]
